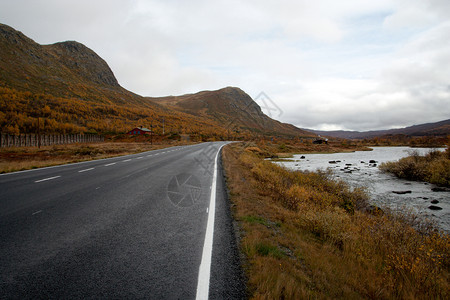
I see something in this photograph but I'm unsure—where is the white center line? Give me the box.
[32,210,42,215]
[122,159,131,162]
[147,155,152,157]
[35,176,61,183]
[136,157,143,159]
[104,163,116,167]
[78,168,94,173]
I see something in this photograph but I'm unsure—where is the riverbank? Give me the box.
[253,139,372,158]
[222,143,449,299]
[380,148,450,187]
[274,146,450,232]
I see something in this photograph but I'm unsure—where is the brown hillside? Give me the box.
[0,23,146,106]
[150,87,314,138]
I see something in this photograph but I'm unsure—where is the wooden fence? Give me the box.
[0,133,104,148]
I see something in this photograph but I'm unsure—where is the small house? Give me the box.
[127,126,152,135]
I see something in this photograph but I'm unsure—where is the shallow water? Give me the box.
[275,147,449,233]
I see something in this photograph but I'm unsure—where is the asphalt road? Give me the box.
[0,142,245,299]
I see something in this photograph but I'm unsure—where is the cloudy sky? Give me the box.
[1,0,449,131]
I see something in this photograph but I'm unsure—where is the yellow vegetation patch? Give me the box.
[380,148,450,187]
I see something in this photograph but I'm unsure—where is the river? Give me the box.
[274,147,449,233]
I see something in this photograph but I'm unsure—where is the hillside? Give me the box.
[310,119,450,139]
[0,23,313,139]
[149,87,313,138]
[0,23,147,106]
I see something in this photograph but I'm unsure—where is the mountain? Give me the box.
[149,87,313,138]
[310,119,450,139]
[0,23,147,106]
[0,23,313,139]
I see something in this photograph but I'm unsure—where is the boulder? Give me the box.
[392,190,412,194]
[432,187,448,192]
[428,205,443,210]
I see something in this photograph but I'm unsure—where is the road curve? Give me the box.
[0,142,245,299]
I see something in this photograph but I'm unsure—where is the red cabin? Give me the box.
[127,126,152,135]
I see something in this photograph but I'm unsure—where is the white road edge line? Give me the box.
[78,168,94,173]
[35,176,61,183]
[196,144,225,300]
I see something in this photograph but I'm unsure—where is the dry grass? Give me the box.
[223,143,449,299]
[380,148,450,187]
[241,140,372,160]
[0,141,194,173]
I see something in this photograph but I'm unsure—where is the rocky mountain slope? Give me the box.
[0,23,147,106]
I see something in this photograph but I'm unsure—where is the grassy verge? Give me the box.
[223,143,449,299]
[379,148,450,187]
[0,141,193,173]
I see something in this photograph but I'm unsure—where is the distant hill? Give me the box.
[309,119,450,139]
[149,87,313,138]
[0,23,313,138]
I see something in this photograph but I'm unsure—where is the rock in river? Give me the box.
[392,190,412,194]
[432,187,448,192]
[428,205,443,210]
